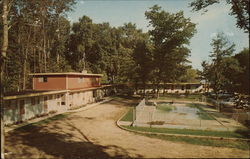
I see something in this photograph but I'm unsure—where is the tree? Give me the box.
[2,0,76,91]
[1,0,13,158]
[145,5,196,96]
[69,16,95,71]
[220,56,242,93]
[179,67,199,83]
[198,61,213,93]
[209,32,235,99]
[201,37,248,98]
[190,0,249,32]
[116,23,148,84]
[234,48,249,94]
[133,39,153,94]
[200,32,239,111]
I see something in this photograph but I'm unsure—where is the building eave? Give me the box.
[3,90,68,100]
[29,72,103,77]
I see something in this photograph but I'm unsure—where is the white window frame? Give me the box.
[78,77,84,83]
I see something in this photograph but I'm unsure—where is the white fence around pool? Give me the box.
[132,98,249,132]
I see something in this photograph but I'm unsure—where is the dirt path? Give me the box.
[5,98,250,158]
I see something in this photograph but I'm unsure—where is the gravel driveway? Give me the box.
[5,98,250,158]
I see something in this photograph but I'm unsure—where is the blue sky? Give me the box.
[67,0,249,70]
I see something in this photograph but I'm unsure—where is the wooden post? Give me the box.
[133,107,136,126]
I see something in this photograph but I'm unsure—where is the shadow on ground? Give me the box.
[5,100,143,159]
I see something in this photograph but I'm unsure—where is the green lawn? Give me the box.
[122,126,249,138]
[143,134,249,150]
[120,108,134,121]
[158,94,202,101]
[122,126,250,150]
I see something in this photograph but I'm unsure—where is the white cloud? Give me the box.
[210,32,217,38]
[79,0,85,5]
[210,31,234,38]
[191,4,230,24]
[225,31,234,36]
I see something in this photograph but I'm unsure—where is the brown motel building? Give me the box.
[3,71,111,125]
[31,72,102,90]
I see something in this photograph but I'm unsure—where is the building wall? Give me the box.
[33,76,66,90]
[3,87,107,125]
[67,75,100,90]
[33,75,101,90]
[4,94,64,125]
[4,100,20,125]
[68,91,94,108]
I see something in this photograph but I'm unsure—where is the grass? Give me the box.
[158,94,202,101]
[122,126,249,139]
[143,134,250,150]
[122,126,250,150]
[120,108,134,122]
[157,104,176,112]
[187,103,214,120]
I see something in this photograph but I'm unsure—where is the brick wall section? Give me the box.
[33,76,67,90]
[33,75,101,90]
[67,75,101,90]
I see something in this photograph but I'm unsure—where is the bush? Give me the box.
[49,110,57,114]
[148,121,165,125]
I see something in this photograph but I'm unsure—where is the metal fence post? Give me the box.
[133,106,136,126]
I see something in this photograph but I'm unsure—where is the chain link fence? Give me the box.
[133,97,250,131]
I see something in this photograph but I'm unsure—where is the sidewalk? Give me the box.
[5,97,113,133]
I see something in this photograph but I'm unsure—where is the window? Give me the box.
[4,100,11,107]
[14,100,18,107]
[31,97,35,105]
[171,85,174,90]
[37,97,40,104]
[44,96,48,101]
[20,100,25,115]
[49,95,53,100]
[181,85,185,90]
[93,90,97,97]
[78,77,84,83]
[38,77,48,83]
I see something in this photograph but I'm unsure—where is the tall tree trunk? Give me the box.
[23,28,31,90]
[33,48,36,73]
[38,49,41,72]
[42,15,47,72]
[56,18,60,66]
[43,32,47,72]
[57,54,60,65]
[1,0,10,158]
[22,48,28,90]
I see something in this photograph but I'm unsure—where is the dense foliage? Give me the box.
[1,2,198,93]
[199,33,249,95]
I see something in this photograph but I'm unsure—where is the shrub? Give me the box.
[148,121,165,125]
[49,110,57,114]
